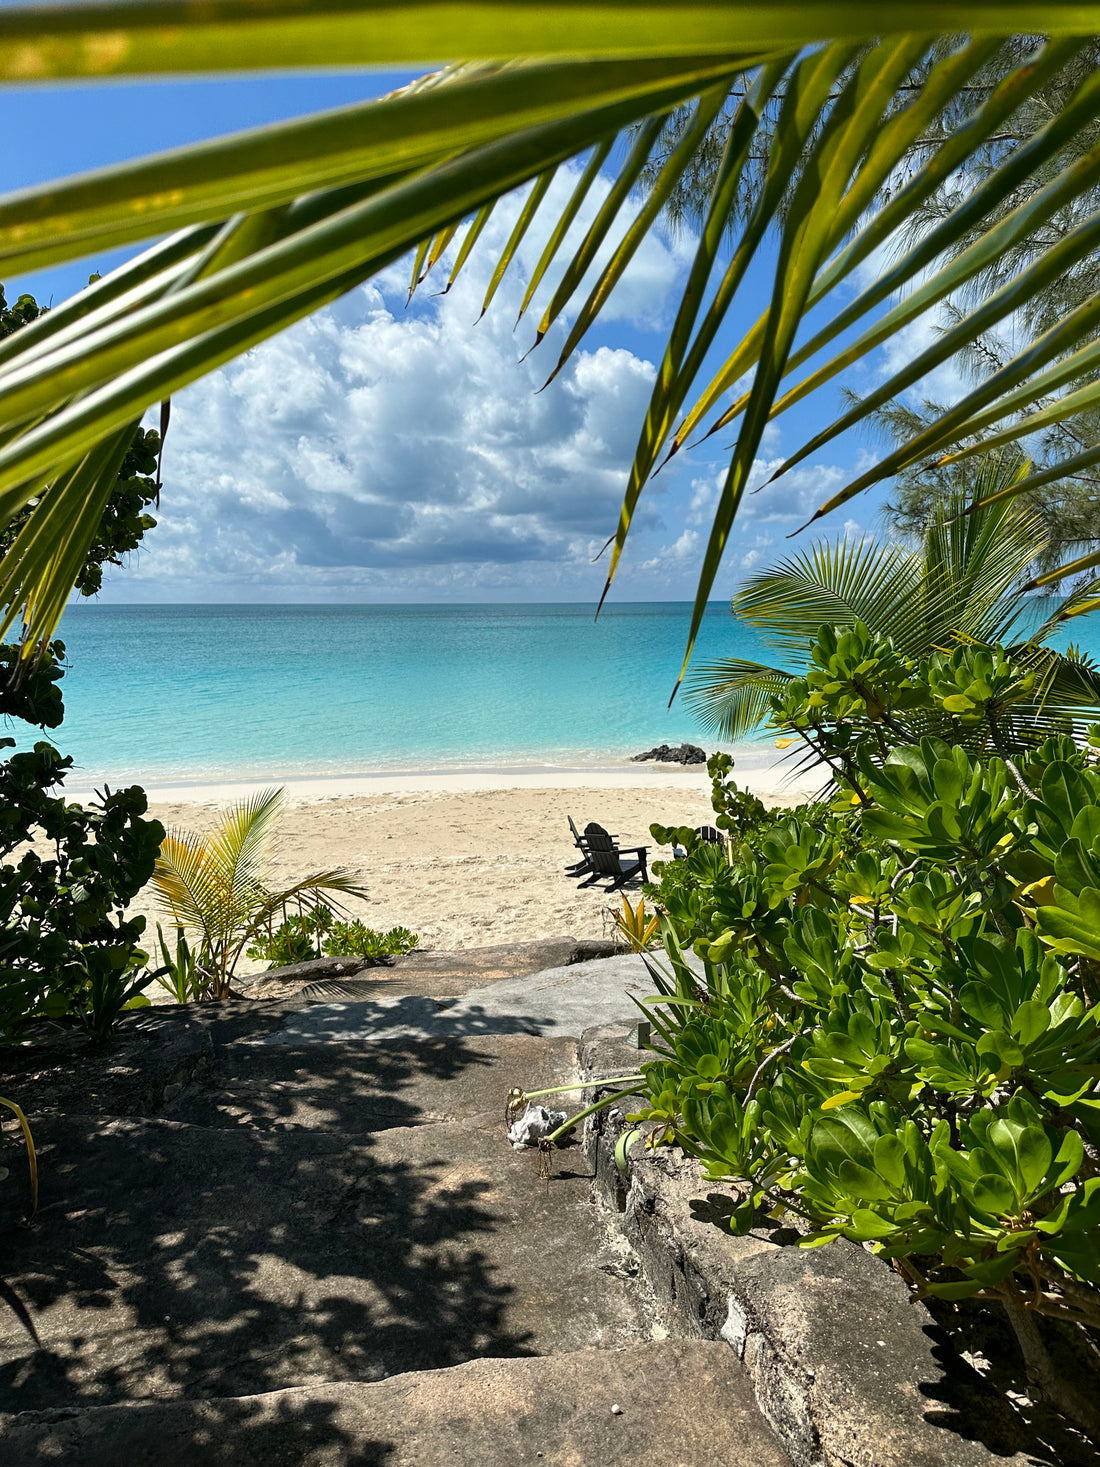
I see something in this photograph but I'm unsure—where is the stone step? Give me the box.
[2,1340,792,1466]
[0,1105,646,1412]
[238,952,680,1047]
[163,1033,580,1134]
[242,938,629,1002]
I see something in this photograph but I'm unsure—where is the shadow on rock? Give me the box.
[0,1033,536,1413]
[9,1390,397,1467]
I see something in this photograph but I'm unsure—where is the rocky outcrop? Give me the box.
[631,743,708,765]
[242,937,628,1002]
[579,1024,1038,1467]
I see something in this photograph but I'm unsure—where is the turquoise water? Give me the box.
[26,602,772,786]
[13,601,1100,788]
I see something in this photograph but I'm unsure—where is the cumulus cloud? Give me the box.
[97,163,872,604]
[112,167,696,600]
[671,454,858,581]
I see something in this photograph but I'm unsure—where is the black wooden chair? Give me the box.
[577,823,648,889]
[565,814,618,875]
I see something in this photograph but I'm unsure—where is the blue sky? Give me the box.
[1,66,913,605]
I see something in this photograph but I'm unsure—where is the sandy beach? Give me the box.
[122,755,815,968]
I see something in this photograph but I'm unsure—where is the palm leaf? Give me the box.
[687,485,1100,748]
[685,39,1100,455]
[731,538,923,658]
[150,788,369,992]
[682,658,794,741]
[0,9,1099,677]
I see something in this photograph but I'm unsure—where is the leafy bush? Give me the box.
[0,284,165,1042]
[246,905,418,968]
[323,921,418,962]
[246,918,317,970]
[635,626,1100,1432]
[151,788,368,997]
[0,742,164,1041]
[246,906,333,969]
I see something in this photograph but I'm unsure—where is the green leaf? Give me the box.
[1011,1000,1051,1047]
[971,1173,1016,1216]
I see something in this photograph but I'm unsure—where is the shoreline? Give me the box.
[65,745,815,806]
[98,765,813,973]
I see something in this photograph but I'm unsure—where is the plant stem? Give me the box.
[517,1075,645,1102]
[543,1087,646,1147]
[0,1096,37,1219]
[1003,1296,1100,1441]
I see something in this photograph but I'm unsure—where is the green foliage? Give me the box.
[247,918,317,969]
[0,640,66,729]
[323,921,419,962]
[0,284,164,1040]
[245,908,419,967]
[0,283,160,614]
[0,283,41,338]
[686,487,1100,750]
[150,922,209,1005]
[2,27,1100,667]
[246,904,333,968]
[635,625,1100,1337]
[0,741,164,1042]
[151,788,369,998]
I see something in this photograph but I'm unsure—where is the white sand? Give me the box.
[122,753,815,965]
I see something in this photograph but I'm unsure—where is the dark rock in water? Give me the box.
[631,743,707,765]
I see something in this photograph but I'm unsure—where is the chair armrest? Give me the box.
[619,845,649,858]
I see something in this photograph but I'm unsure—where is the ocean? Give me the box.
[10,600,1098,789]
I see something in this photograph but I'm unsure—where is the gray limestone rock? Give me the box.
[1,1341,792,1467]
[580,1024,1035,1467]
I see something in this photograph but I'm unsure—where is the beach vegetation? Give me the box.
[686,473,1100,760]
[1,17,1100,681]
[611,894,660,952]
[247,907,419,968]
[150,923,208,1005]
[323,920,419,962]
[150,787,370,999]
[0,742,164,1042]
[246,912,323,970]
[0,281,167,1042]
[628,630,1100,1435]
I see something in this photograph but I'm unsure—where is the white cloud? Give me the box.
[114,167,692,600]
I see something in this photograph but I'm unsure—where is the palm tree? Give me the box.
[150,786,368,999]
[684,454,1100,757]
[0,9,1098,681]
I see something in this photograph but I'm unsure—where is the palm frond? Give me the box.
[0,9,1098,674]
[731,538,924,658]
[682,658,793,740]
[204,787,285,907]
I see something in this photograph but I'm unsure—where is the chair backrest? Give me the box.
[695,825,723,845]
[587,842,622,874]
[584,823,613,851]
[568,815,584,845]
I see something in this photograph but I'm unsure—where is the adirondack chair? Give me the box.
[577,823,648,890]
[695,825,724,845]
[565,814,618,875]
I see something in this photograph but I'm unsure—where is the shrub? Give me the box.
[633,627,1100,1434]
[0,742,164,1042]
[323,921,418,962]
[246,907,418,968]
